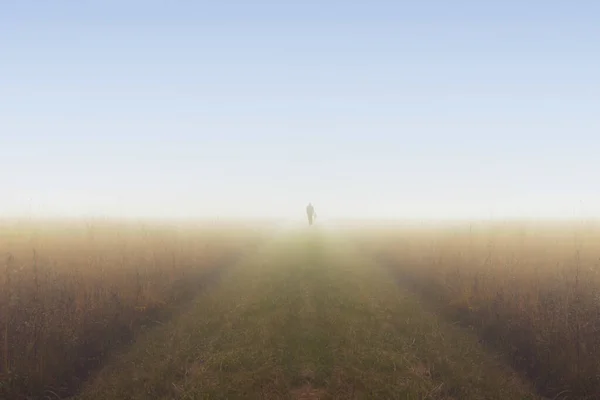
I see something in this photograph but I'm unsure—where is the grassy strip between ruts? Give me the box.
[76,231,539,400]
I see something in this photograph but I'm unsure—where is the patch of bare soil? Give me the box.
[290,384,327,399]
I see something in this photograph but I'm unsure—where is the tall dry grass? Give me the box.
[359,221,600,398]
[0,219,266,399]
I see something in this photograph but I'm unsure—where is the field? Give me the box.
[2,220,598,399]
[0,220,267,399]
[75,231,536,400]
[356,221,600,398]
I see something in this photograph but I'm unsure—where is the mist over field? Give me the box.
[2,219,600,399]
[2,1,600,399]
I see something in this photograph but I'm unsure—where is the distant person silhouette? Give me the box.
[306,203,316,226]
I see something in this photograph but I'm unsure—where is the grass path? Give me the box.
[76,232,539,399]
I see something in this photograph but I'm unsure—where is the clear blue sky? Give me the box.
[1,1,599,220]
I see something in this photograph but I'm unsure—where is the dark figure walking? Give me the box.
[306,203,316,226]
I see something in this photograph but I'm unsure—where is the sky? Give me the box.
[1,1,599,220]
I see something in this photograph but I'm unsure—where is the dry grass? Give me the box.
[76,232,537,400]
[358,221,600,398]
[0,219,266,399]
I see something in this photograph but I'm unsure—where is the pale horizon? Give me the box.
[2,1,599,220]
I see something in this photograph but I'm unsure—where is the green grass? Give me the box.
[76,231,539,399]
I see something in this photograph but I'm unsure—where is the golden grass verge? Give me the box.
[357,221,600,398]
[0,219,266,398]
